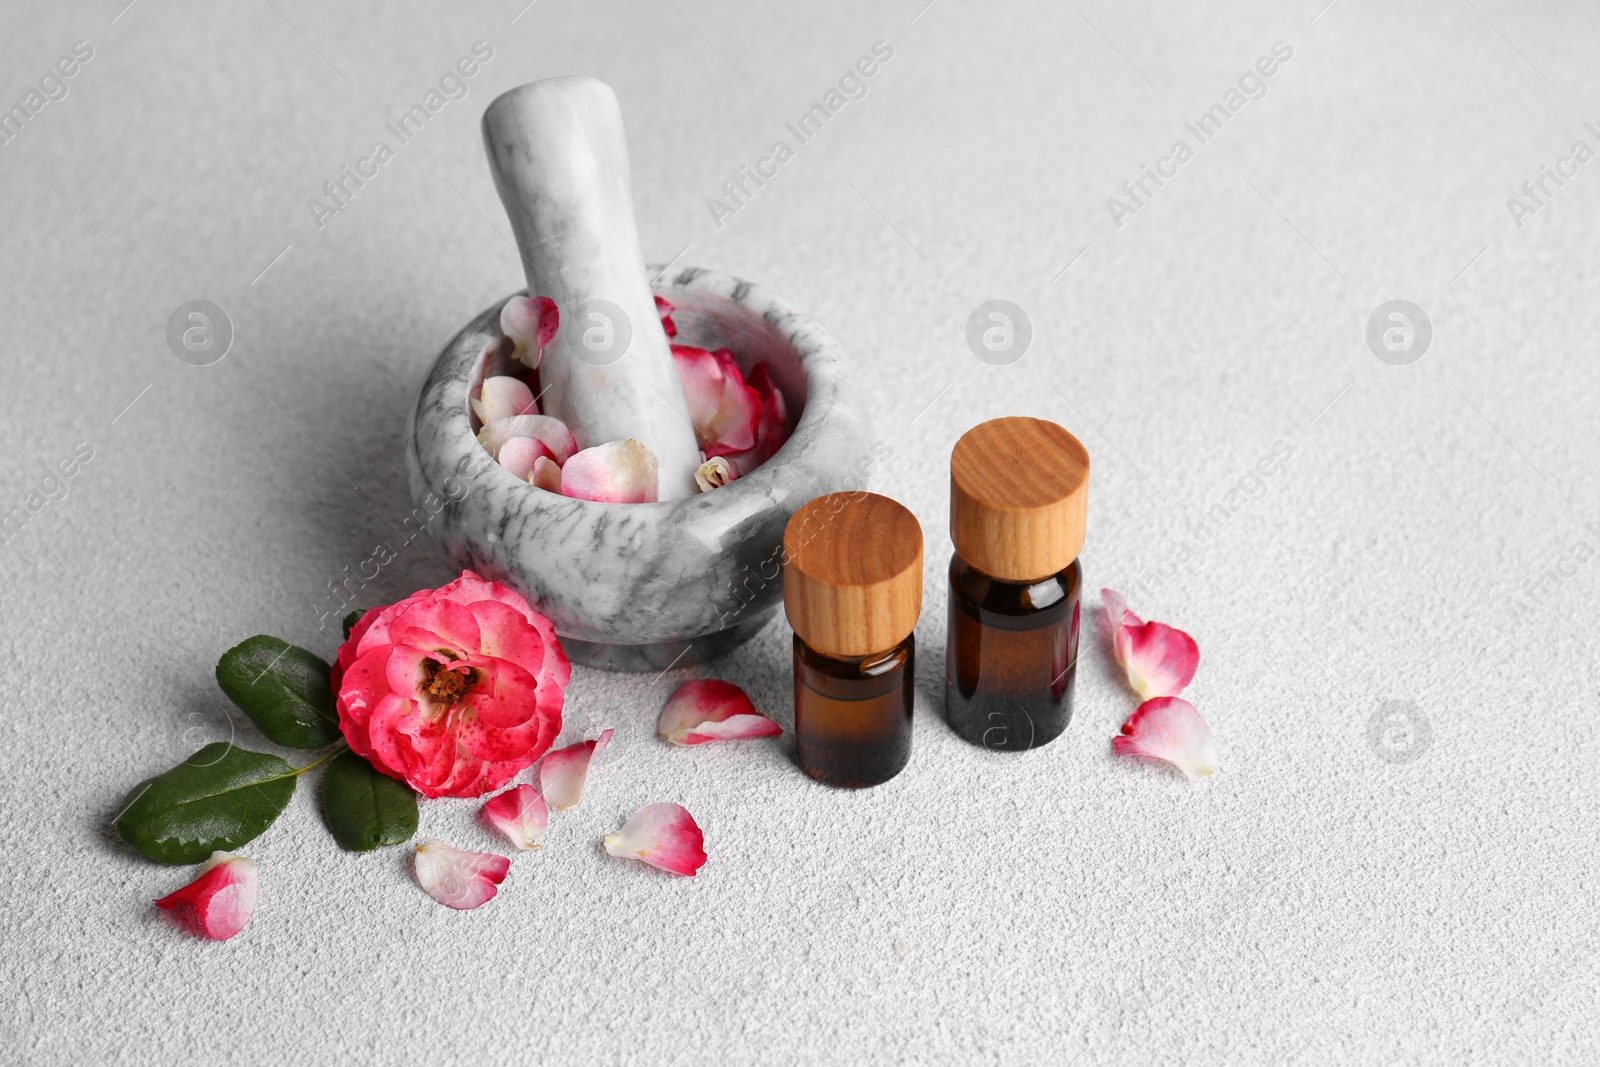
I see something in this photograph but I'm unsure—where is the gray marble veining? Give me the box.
[405,266,877,671]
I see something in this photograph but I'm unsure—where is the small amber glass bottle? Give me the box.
[783,492,924,788]
[946,417,1090,751]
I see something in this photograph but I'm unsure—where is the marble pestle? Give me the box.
[482,76,701,500]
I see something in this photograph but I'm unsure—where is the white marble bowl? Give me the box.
[405,266,877,671]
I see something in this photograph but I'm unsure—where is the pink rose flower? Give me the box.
[332,571,570,799]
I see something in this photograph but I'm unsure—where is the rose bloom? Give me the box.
[332,571,569,798]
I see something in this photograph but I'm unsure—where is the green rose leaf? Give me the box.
[115,742,298,865]
[341,609,366,641]
[215,635,342,749]
[319,751,418,852]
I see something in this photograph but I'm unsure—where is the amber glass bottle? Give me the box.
[783,492,924,788]
[945,417,1089,751]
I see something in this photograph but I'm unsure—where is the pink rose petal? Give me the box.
[413,839,511,909]
[1120,621,1200,699]
[1101,588,1200,700]
[472,375,538,425]
[478,414,578,465]
[560,440,659,503]
[1101,587,1135,632]
[528,456,562,492]
[1112,696,1218,780]
[655,295,677,337]
[497,435,557,481]
[501,295,560,368]
[658,679,781,746]
[154,851,257,941]
[671,344,760,456]
[481,784,549,850]
[536,298,559,347]
[747,363,790,457]
[719,363,789,472]
[539,728,614,810]
[694,456,735,492]
[603,803,707,877]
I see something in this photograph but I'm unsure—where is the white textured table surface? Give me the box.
[2,1,1596,1064]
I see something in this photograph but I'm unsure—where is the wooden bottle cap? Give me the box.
[783,493,924,658]
[950,417,1089,581]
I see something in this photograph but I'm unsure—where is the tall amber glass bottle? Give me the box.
[946,417,1089,751]
[783,492,924,788]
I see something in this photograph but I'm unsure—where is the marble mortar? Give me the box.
[405,266,876,671]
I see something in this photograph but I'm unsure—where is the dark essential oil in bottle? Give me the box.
[792,635,914,788]
[783,492,924,788]
[945,417,1090,752]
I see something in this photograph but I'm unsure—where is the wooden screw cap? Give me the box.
[950,417,1089,581]
[783,493,924,658]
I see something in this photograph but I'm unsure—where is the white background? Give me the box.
[2,1,1596,1064]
